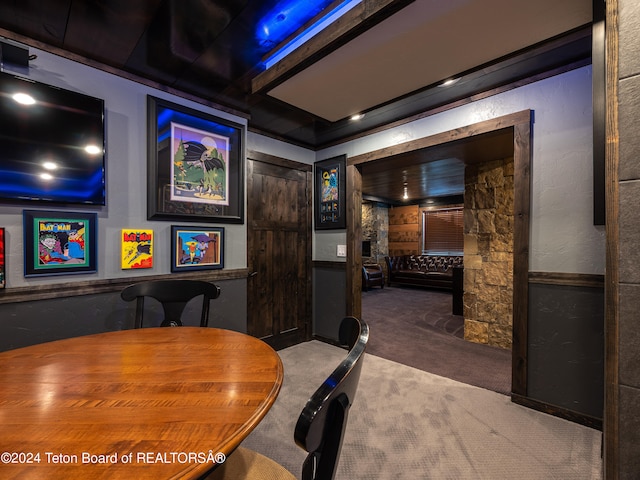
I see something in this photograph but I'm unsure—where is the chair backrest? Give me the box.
[294,316,369,480]
[120,280,221,328]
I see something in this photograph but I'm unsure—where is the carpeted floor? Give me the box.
[241,341,603,480]
[361,285,512,395]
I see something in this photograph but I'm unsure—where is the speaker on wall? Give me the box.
[0,41,29,68]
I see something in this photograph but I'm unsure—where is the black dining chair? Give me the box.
[120,279,221,328]
[206,316,369,480]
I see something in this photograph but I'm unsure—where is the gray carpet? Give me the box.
[242,341,602,480]
[362,286,512,395]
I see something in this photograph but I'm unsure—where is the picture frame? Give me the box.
[0,227,5,288]
[23,210,97,277]
[121,229,153,270]
[314,155,346,230]
[170,225,224,273]
[147,96,245,224]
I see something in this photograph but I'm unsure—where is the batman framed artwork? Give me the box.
[147,96,245,224]
[314,155,346,230]
[170,225,224,273]
[23,210,97,277]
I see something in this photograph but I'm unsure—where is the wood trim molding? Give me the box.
[512,393,603,431]
[348,110,531,166]
[312,335,349,350]
[511,119,531,397]
[347,164,363,318]
[529,272,605,288]
[604,0,620,476]
[0,269,248,305]
[345,110,533,402]
[251,0,413,94]
[246,150,312,172]
[312,261,347,270]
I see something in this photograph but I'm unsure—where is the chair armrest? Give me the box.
[363,264,382,272]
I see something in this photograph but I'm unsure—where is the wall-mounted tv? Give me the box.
[0,71,105,205]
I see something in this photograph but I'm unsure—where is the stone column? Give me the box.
[463,158,514,349]
[362,202,389,265]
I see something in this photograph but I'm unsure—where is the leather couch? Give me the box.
[384,255,463,290]
[362,264,385,290]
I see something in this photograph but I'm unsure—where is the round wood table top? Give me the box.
[0,327,283,479]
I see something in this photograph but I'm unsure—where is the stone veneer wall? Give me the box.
[463,158,514,349]
[362,201,389,265]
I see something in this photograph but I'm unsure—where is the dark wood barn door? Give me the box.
[246,152,312,350]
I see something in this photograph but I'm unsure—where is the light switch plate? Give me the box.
[337,245,347,257]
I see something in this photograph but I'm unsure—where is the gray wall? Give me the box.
[0,42,307,353]
[311,66,606,425]
[316,66,605,276]
[0,47,249,288]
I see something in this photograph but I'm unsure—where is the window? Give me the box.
[422,207,463,255]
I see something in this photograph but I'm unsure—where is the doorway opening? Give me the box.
[345,110,532,397]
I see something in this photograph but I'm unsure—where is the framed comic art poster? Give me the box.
[23,210,97,277]
[121,229,153,269]
[147,96,245,224]
[314,155,346,230]
[170,225,224,273]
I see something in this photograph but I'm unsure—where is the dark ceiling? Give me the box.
[0,0,592,203]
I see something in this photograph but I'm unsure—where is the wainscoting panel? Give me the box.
[527,279,604,422]
[0,278,247,352]
[313,262,347,341]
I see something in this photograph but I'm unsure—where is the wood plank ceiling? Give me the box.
[0,0,592,203]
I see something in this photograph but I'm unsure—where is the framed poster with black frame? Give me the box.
[23,210,97,277]
[314,155,346,230]
[147,96,245,224]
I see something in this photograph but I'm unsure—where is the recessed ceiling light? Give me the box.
[350,113,365,121]
[85,145,102,155]
[12,92,36,105]
[439,78,460,87]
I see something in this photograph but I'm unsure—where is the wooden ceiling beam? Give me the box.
[251,0,414,94]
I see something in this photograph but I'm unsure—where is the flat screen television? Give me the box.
[0,71,105,205]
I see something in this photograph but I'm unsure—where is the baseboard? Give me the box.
[511,393,602,431]
[313,334,348,350]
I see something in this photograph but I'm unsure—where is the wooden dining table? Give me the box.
[0,327,283,479]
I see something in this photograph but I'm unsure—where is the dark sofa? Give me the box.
[384,255,463,290]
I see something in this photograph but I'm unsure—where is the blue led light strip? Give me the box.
[264,0,363,70]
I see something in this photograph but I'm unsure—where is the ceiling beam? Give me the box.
[251,0,414,94]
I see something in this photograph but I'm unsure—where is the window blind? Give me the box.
[423,208,463,255]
